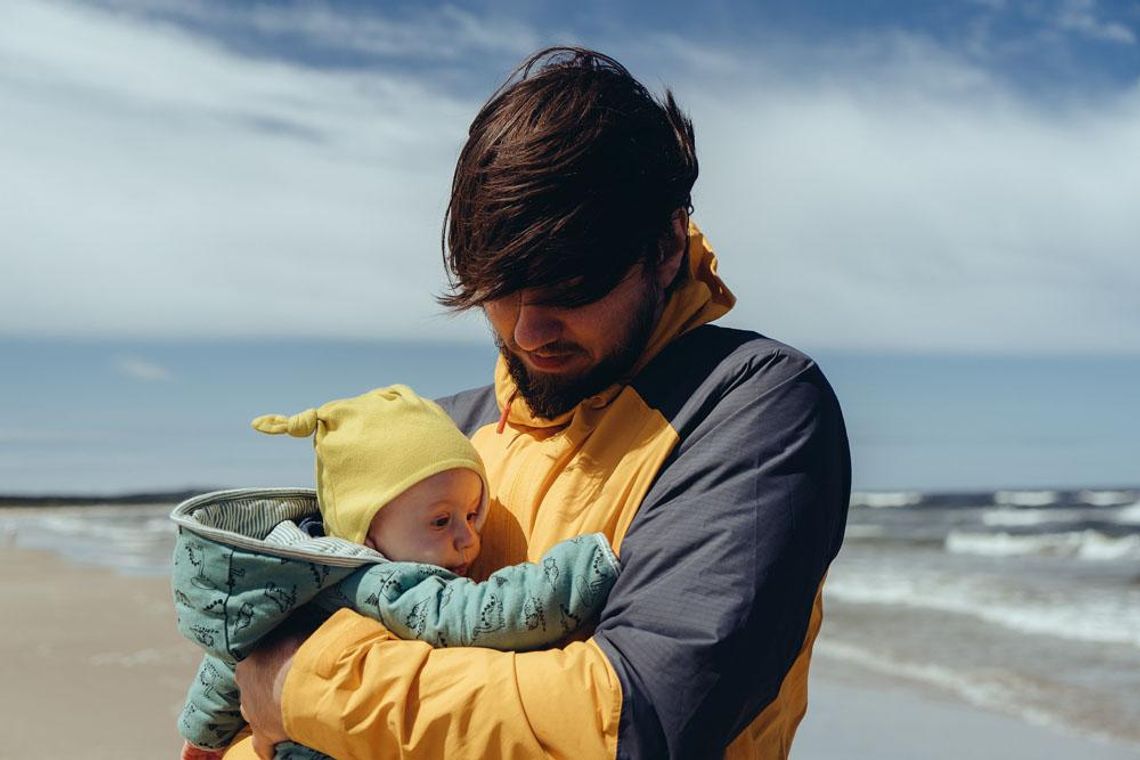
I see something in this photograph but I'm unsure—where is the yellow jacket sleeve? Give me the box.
[280,608,621,759]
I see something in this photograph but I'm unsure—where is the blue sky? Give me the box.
[1,1,1138,494]
[2,0,1139,355]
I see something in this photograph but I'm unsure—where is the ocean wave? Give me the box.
[825,570,1140,648]
[994,490,1059,507]
[850,491,924,509]
[1078,490,1137,507]
[946,529,1140,561]
[814,639,1061,730]
[841,524,887,539]
[1112,503,1140,525]
[981,508,1076,527]
[0,505,175,575]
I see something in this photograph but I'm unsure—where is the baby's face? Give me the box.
[363,468,483,575]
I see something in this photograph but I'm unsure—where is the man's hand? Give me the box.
[235,611,323,759]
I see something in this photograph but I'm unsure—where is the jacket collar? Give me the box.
[493,221,736,430]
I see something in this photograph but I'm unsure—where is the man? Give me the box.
[232,47,850,759]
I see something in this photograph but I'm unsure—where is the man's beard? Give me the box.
[497,283,661,420]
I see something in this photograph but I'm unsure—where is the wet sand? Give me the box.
[1,545,1137,759]
[796,655,1140,759]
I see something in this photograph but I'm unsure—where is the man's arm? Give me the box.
[238,341,849,759]
[597,346,850,756]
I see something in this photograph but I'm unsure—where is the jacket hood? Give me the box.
[493,221,736,429]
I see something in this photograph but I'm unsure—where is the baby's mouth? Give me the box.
[450,562,470,576]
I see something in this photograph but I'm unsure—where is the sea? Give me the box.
[1,489,1138,748]
[1,339,1138,747]
[2,338,1137,494]
[819,487,1140,748]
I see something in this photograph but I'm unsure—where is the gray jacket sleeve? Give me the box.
[593,329,851,758]
[319,533,620,650]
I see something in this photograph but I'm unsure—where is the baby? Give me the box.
[173,385,619,760]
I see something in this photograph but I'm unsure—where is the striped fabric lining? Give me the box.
[170,488,388,568]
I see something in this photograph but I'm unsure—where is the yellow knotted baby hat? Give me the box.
[251,384,488,544]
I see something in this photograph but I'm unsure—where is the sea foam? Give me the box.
[850,491,924,509]
[995,490,1059,507]
[825,565,1140,649]
[946,529,1140,562]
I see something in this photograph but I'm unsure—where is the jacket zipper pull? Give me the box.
[496,392,516,434]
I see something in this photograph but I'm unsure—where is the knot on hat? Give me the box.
[251,408,320,438]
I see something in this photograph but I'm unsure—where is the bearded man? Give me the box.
[232,47,850,760]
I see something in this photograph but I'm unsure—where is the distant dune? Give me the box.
[0,489,219,508]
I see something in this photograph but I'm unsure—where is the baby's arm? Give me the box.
[319,533,620,650]
[179,644,332,759]
[178,655,242,755]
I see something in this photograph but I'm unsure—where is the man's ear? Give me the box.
[655,209,689,290]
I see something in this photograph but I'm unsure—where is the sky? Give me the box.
[3,0,1139,355]
[1,1,1138,494]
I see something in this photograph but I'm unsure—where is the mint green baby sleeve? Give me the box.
[319,532,620,649]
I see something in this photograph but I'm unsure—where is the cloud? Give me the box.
[114,356,172,381]
[2,0,1138,355]
[1054,0,1135,45]
[1,0,487,340]
[93,0,543,62]
[632,31,1140,354]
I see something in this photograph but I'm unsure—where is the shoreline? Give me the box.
[2,545,1138,758]
[800,648,1140,759]
[797,667,1140,760]
[1,485,1135,508]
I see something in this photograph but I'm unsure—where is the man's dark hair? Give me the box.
[439,46,698,310]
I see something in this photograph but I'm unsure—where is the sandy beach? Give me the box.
[797,653,1140,759]
[0,546,201,759]
[1,540,1137,759]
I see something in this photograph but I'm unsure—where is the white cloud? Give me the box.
[1,0,487,341]
[1054,0,1135,45]
[114,355,171,381]
[654,33,1140,355]
[97,0,542,60]
[2,1,1138,355]
[244,3,540,59]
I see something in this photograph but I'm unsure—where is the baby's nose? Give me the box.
[454,523,477,550]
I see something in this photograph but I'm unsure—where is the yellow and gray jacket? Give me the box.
[231,224,851,760]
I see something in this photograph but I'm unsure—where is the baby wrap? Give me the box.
[171,488,620,758]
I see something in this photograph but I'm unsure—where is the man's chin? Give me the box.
[504,353,597,419]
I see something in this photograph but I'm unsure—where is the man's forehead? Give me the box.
[498,261,645,308]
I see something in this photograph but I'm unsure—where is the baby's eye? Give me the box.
[432,515,450,528]
[467,512,478,523]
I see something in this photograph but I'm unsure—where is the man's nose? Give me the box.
[512,302,562,351]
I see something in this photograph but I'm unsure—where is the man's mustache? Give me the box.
[500,339,586,359]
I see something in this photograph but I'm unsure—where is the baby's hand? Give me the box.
[181,739,225,760]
